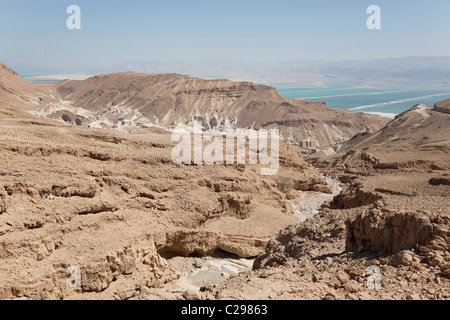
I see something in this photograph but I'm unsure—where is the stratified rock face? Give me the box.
[0,62,48,120]
[21,70,387,149]
[0,105,331,299]
[332,184,382,209]
[253,208,348,269]
[434,99,450,114]
[155,230,267,258]
[239,102,450,301]
[345,209,436,254]
[341,103,450,152]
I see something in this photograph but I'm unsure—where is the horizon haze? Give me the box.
[1,0,450,79]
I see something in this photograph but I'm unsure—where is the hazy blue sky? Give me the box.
[1,0,449,70]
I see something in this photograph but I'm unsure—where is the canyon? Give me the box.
[0,62,448,300]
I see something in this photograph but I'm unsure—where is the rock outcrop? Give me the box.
[433,99,450,114]
[346,209,436,254]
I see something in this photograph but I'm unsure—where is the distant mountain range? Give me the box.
[0,62,388,151]
[12,57,450,86]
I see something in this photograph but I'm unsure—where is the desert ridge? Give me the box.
[0,62,387,153]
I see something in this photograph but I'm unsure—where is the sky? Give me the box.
[1,0,450,71]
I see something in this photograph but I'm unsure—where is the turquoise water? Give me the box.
[274,83,450,118]
[21,75,61,83]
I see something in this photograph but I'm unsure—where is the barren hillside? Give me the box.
[0,96,335,299]
[0,63,47,120]
[205,103,449,301]
[24,70,388,150]
[434,99,450,114]
[339,103,450,152]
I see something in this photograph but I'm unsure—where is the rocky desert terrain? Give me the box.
[205,101,450,301]
[28,67,387,151]
[0,62,448,300]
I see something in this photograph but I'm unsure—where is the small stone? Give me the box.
[344,281,359,293]
[123,256,136,275]
[347,293,359,300]
[345,267,359,280]
[430,256,445,267]
[407,294,420,300]
[393,251,413,266]
[336,272,350,285]
[365,260,379,267]
[418,246,431,253]
[183,290,203,301]
[358,292,375,300]
[441,265,450,278]
[323,293,336,301]
[327,277,341,289]
[408,274,420,282]
[299,258,314,269]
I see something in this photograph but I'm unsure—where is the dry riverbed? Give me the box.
[160,176,345,296]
